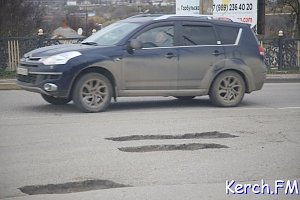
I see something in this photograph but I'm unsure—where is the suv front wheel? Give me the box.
[73,73,112,112]
[209,71,245,107]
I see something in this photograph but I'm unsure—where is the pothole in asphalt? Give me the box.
[118,143,229,153]
[19,179,131,195]
[106,131,237,141]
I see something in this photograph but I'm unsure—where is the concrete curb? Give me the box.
[265,74,300,83]
[0,79,20,90]
[0,83,20,90]
[0,75,300,90]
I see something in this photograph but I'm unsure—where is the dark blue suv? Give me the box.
[17,15,266,112]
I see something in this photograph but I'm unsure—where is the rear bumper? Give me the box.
[255,70,266,91]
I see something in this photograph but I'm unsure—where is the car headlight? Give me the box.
[41,51,82,65]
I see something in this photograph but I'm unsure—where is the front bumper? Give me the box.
[17,68,70,97]
[17,82,50,95]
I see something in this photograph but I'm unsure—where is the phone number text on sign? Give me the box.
[213,3,253,12]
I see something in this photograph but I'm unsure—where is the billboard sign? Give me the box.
[213,0,258,29]
[176,0,200,15]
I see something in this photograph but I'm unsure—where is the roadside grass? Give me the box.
[0,71,16,79]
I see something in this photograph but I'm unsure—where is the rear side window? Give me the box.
[216,25,239,44]
[182,25,217,46]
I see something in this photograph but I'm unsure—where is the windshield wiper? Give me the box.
[81,42,98,46]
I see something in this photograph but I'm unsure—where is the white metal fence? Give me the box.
[7,40,20,72]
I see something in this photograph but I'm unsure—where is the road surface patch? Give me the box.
[106,131,238,141]
[118,143,229,153]
[19,179,130,195]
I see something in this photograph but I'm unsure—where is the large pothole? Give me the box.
[19,179,130,195]
[106,131,237,141]
[118,143,229,153]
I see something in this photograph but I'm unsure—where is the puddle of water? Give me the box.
[118,143,229,153]
[19,179,130,195]
[106,131,238,142]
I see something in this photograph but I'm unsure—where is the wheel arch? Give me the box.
[69,66,117,100]
[209,69,250,94]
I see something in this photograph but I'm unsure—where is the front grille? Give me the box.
[17,74,61,84]
[28,57,41,61]
[17,74,38,84]
[20,63,38,68]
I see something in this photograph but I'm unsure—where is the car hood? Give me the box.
[24,44,115,58]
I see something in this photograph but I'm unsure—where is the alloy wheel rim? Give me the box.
[218,76,242,103]
[80,79,108,108]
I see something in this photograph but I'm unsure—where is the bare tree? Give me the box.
[267,0,300,37]
[0,0,44,37]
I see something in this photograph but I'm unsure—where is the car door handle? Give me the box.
[212,50,224,56]
[165,52,176,59]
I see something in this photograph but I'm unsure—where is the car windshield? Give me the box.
[82,22,141,46]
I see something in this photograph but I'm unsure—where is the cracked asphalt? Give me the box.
[0,83,300,200]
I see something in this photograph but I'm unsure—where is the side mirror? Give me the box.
[130,39,142,50]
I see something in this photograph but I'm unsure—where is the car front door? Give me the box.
[121,23,178,91]
[177,22,225,89]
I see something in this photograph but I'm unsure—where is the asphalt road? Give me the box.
[0,83,300,200]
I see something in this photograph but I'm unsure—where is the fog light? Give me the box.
[44,83,58,92]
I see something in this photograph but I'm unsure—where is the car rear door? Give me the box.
[177,21,225,89]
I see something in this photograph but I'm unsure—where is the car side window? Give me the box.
[136,26,174,48]
[216,25,239,44]
[182,25,217,46]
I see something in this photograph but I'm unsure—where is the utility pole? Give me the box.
[257,0,265,35]
[85,3,88,36]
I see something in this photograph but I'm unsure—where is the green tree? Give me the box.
[0,0,44,37]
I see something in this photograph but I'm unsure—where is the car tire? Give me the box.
[174,96,195,100]
[209,71,245,107]
[73,73,112,112]
[41,94,71,105]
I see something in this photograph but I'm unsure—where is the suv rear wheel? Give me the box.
[73,73,112,112]
[209,71,245,107]
[41,94,71,105]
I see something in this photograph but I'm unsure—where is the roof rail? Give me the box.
[157,15,241,23]
[129,14,240,23]
[153,14,213,20]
